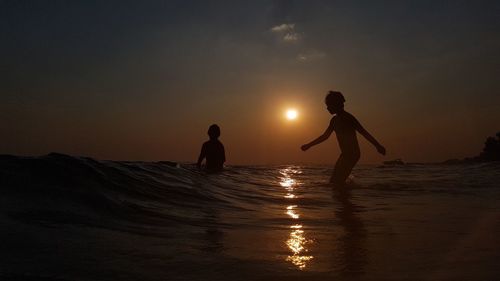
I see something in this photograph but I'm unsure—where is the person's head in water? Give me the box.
[325,91,345,114]
[208,124,221,140]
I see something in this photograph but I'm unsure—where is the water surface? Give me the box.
[1,154,499,280]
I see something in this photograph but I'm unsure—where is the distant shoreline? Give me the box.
[1,152,499,167]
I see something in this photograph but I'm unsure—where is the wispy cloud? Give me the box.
[271,23,295,32]
[270,23,300,43]
[270,23,325,62]
[297,50,326,62]
[283,33,300,42]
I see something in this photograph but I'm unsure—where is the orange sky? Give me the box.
[3,82,497,164]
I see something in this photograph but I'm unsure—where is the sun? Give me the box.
[285,109,298,120]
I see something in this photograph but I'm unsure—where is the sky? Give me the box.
[1,0,499,164]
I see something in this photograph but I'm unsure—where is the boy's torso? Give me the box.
[333,112,360,154]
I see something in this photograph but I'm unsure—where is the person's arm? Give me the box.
[301,118,335,151]
[222,145,226,163]
[353,116,386,155]
[197,143,206,168]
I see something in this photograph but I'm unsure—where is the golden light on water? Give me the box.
[280,178,295,188]
[279,167,313,270]
[287,225,304,252]
[286,224,313,269]
[286,205,300,219]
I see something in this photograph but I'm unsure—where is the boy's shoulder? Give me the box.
[202,140,212,147]
[216,140,225,147]
[340,111,358,120]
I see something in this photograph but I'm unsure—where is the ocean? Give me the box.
[1,153,499,281]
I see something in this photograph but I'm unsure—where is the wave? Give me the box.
[1,153,499,236]
[0,153,251,234]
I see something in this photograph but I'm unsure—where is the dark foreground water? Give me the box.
[1,153,499,281]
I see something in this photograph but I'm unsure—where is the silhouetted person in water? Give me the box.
[301,91,386,186]
[197,124,226,172]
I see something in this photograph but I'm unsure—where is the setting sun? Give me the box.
[286,109,298,120]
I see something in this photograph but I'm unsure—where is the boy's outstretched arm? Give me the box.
[353,117,386,155]
[301,118,335,151]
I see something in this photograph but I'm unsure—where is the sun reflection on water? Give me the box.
[286,205,300,219]
[279,167,313,270]
[285,224,313,269]
[280,178,295,188]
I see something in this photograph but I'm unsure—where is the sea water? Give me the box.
[1,153,499,280]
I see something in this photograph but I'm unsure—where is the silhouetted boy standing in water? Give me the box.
[301,91,386,186]
[197,124,226,172]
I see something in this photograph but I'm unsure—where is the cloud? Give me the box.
[270,23,300,43]
[270,23,295,32]
[283,33,300,42]
[270,23,324,61]
[297,50,326,62]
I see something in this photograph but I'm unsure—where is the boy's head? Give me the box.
[208,124,221,139]
[325,91,345,114]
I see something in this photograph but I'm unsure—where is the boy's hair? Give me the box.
[208,124,221,138]
[325,91,345,104]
